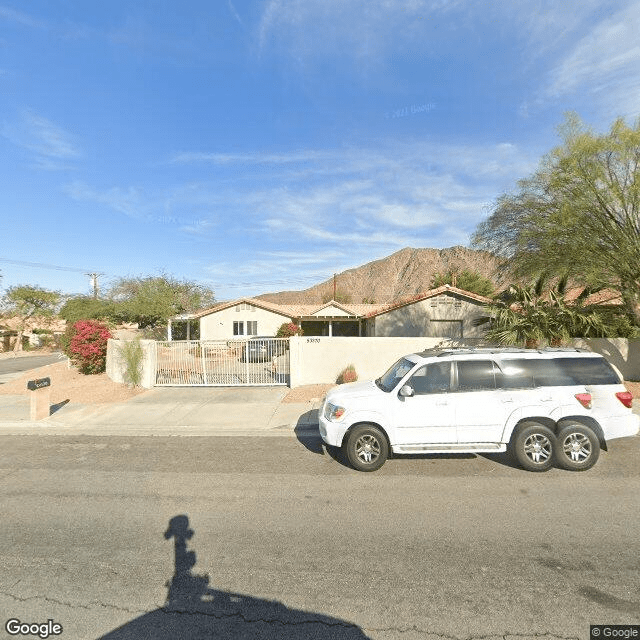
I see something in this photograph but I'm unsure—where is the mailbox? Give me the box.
[27,377,51,391]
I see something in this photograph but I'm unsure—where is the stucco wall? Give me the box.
[372,293,489,338]
[199,304,290,340]
[106,336,640,390]
[106,338,157,389]
[288,336,486,387]
[289,336,640,387]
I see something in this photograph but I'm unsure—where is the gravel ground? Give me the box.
[0,359,147,404]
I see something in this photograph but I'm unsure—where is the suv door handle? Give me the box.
[501,398,514,403]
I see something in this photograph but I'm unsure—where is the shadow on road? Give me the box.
[98,514,370,639]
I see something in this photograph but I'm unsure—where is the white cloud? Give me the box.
[2,110,81,170]
[65,182,144,217]
[171,149,332,165]
[227,0,244,26]
[169,139,536,252]
[0,5,45,28]
[256,0,466,71]
[545,2,640,119]
[64,138,536,297]
[64,181,223,231]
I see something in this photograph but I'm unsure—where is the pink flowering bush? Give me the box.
[66,319,113,374]
[276,322,304,338]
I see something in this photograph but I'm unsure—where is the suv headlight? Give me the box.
[324,402,346,421]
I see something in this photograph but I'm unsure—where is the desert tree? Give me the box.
[473,113,640,325]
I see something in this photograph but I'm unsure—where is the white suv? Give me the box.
[319,347,639,472]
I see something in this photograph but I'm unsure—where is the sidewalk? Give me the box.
[1,383,639,438]
[0,386,323,437]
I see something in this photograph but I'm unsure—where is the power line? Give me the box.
[0,258,96,273]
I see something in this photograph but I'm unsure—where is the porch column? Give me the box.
[329,321,333,337]
[186,320,191,341]
[167,319,172,341]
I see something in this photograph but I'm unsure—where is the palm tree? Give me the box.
[481,276,610,348]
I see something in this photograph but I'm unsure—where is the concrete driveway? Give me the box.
[0,384,321,437]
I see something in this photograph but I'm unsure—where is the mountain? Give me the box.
[257,246,506,305]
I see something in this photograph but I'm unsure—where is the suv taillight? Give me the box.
[616,391,634,408]
[575,393,592,409]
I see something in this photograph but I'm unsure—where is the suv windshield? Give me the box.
[376,357,415,392]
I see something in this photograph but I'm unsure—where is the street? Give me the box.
[0,353,64,384]
[0,433,639,640]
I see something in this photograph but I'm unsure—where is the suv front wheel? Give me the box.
[345,424,389,472]
[512,422,556,472]
[555,423,600,471]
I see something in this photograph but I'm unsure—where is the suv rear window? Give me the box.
[498,357,619,387]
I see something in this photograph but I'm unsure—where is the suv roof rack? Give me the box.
[416,346,590,358]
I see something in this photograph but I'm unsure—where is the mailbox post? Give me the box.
[27,377,51,421]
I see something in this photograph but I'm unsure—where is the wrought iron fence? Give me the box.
[155,339,290,386]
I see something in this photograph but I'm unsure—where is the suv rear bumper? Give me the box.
[602,413,640,441]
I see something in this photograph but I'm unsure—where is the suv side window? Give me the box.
[456,360,497,391]
[499,357,617,387]
[495,361,535,389]
[409,362,451,395]
[555,357,620,385]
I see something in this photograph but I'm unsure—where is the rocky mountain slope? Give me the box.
[258,246,506,305]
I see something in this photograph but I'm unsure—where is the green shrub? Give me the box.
[118,339,144,387]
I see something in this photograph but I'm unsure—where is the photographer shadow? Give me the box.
[98,515,370,639]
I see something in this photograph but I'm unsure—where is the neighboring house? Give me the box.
[363,285,492,338]
[168,285,492,340]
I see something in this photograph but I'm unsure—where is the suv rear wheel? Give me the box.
[555,423,600,471]
[345,425,389,472]
[512,422,556,472]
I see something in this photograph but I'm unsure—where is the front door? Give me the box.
[393,362,456,444]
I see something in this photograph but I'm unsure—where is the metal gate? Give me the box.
[155,338,290,386]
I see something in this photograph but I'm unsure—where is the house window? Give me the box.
[233,321,244,335]
[236,303,255,311]
[246,321,258,335]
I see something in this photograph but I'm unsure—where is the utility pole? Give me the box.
[86,273,102,299]
[333,273,337,300]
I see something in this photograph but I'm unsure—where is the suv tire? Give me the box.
[345,425,389,472]
[555,423,600,471]
[512,422,556,472]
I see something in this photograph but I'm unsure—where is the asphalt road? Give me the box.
[0,433,639,640]
[0,352,63,382]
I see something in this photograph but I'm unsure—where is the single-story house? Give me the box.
[168,285,492,340]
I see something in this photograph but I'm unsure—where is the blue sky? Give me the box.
[1,0,638,301]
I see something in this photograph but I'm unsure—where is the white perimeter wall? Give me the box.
[288,336,640,388]
[106,339,157,389]
[288,336,485,387]
[106,336,640,389]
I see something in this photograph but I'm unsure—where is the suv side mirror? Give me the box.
[399,385,414,397]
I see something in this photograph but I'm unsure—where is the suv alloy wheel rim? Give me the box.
[523,433,552,464]
[562,432,592,462]
[355,434,380,464]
